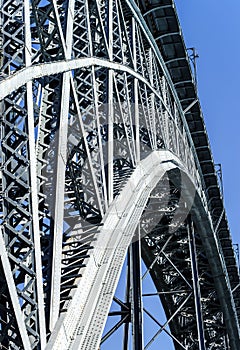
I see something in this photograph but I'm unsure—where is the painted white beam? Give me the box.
[46,150,191,349]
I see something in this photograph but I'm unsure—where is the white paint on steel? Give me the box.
[0,58,179,117]
[26,80,47,348]
[25,1,47,346]
[49,71,71,331]
[46,150,191,349]
[0,230,32,350]
[49,0,75,330]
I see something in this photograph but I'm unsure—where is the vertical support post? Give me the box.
[24,1,47,346]
[174,102,180,158]
[89,0,108,211]
[108,0,114,203]
[49,71,71,331]
[132,18,140,163]
[49,0,75,331]
[123,252,130,350]
[130,226,144,350]
[187,216,206,350]
[148,48,156,150]
[161,76,169,149]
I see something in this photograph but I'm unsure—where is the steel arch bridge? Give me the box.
[0,0,239,349]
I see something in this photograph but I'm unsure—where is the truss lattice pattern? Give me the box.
[0,1,239,349]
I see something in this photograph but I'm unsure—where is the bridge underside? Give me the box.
[0,0,239,349]
[46,151,240,350]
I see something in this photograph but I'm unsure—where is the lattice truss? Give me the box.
[140,173,228,350]
[0,0,239,349]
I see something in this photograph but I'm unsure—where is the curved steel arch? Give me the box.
[0,0,239,349]
[46,150,240,350]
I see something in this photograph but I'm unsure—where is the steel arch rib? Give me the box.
[0,58,179,102]
[46,150,240,350]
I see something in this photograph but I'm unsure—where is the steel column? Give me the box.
[130,228,144,350]
[187,216,206,350]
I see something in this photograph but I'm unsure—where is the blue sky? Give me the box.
[176,0,240,247]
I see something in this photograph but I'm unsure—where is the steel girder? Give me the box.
[0,0,239,349]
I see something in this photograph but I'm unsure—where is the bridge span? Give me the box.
[0,0,239,349]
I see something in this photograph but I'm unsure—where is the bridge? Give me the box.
[0,0,239,349]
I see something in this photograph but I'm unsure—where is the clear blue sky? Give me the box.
[103,2,240,349]
[176,0,240,247]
